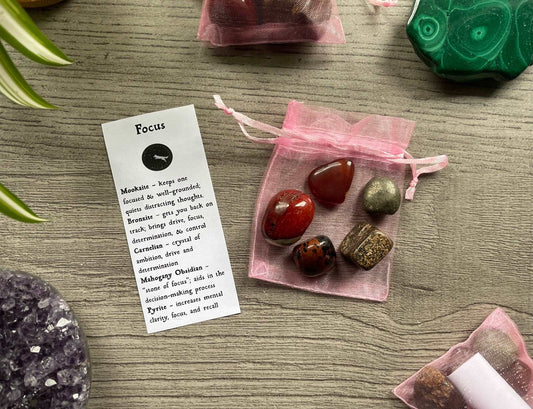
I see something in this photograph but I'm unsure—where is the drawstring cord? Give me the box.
[214,95,448,200]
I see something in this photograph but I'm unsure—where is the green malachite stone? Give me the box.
[407,0,533,81]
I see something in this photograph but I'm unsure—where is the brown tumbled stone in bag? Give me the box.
[260,0,332,24]
[292,235,336,277]
[471,328,520,371]
[339,222,393,270]
[413,366,466,409]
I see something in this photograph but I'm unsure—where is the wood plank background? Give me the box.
[1,0,532,407]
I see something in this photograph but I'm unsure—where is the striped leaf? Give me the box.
[0,0,72,66]
[0,41,56,108]
[0,181,47,223]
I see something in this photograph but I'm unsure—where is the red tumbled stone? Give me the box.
[261,0,332,24]
[262,189,315,246]
[292,235,336,277]
[208,0,258,26]
[308,158,354,206]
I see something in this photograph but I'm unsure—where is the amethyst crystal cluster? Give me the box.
[0,271,90,408]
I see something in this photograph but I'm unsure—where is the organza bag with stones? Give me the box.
[197,0,345,46]
[214,95,448,301]
[394,308,533,409]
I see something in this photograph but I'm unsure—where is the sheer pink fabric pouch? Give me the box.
[198,0,345,46]
[394,308,533,409]
[214,95,448,301]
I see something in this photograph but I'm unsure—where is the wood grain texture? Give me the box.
[17,0,66,8]
[0,0,532,407]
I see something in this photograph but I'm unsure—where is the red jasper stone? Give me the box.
[208,0,258,27]
[308,158,354,205]
[292,235,336,277]
[262,189,315,246]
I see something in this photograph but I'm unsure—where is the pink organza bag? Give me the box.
[394,308,533,409]
[198,0,345,46]
[214,95,448,301]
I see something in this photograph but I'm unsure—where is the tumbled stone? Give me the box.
[292,235,336,277]
[362,176,401,215]
[262,189,315,246]
[471,328,519,371]
[406,0,533,81]
[0,270,90,408]
[261,0,332,24]
[308,158,354,206]
[208,0,258,26]
[339,222,393,270]
[499,360,531,397]
[413,366,466,409]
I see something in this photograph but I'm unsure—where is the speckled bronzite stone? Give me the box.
[339,222,393,270]
[406,0,533,81]
[413,366,466,409]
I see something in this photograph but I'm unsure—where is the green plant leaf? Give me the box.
[0,41,56,108]
[0,0,72,66]
[0,181,47,223]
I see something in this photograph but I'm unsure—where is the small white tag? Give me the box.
[102,105,240,333]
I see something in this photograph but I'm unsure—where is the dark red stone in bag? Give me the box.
[208,0,258,26]
[260,0,332,24]
[308,158,354,206]
[500,360,532,397]
[292,235,336,277]
[262,189,315,246]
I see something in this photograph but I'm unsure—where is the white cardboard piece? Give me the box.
[102,105,240,333]
[449,353,529,409]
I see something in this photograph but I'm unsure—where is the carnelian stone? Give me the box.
[308,158,354,205]
[208,0,258,26]
[262,189,315,246]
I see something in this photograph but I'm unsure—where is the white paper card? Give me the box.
[449,353,529,409]
[102,105,240,333]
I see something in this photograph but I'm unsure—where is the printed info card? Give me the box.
[102,105,240,333]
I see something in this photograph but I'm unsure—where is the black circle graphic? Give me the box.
[142,144,173,171]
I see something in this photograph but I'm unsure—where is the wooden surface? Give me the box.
[17,0,65,8]
[1,1,532,408]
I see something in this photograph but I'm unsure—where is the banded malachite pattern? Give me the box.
[407,0,533,81]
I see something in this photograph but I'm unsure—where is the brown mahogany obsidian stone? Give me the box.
[308,158,354,206]
[339,222,393,270]
[471,328,520,371]
[292,235,336,277]
[500,360,532,397]
[262,189,315,246]
[260,0,332,24]
[209,0,258,26]
[413,366,466,409]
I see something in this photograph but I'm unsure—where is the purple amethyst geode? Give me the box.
[0,271,90,408]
